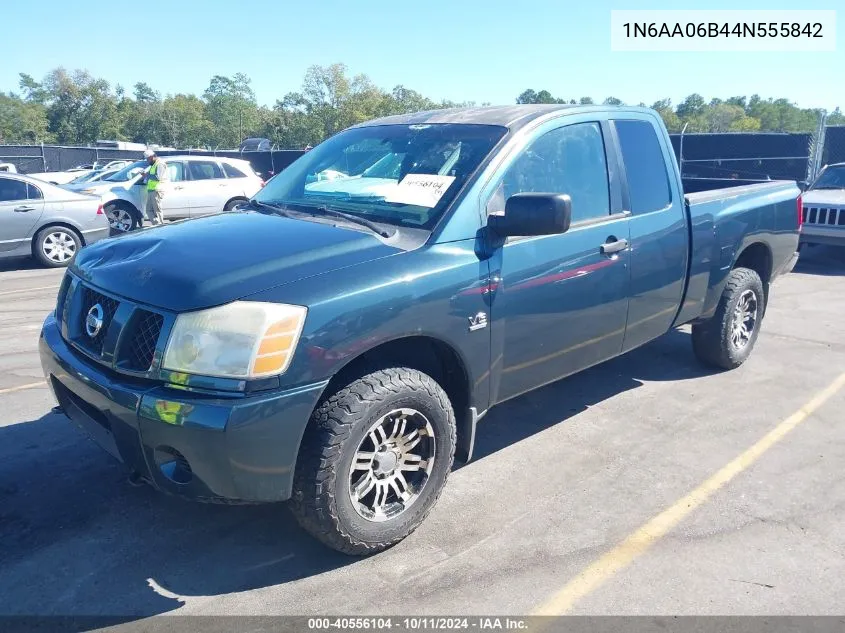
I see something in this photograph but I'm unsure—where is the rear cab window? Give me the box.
[612,119,672,213]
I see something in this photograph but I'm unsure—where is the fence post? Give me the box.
[809,110,827,183]
[679,122,689,179]
[40,143,46,171]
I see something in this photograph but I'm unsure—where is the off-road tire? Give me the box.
[691,267,765,370]
[289,368,456,555]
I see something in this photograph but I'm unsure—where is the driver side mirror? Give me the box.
[487,192,572,237]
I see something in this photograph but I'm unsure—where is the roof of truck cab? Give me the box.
[350,104,656,132]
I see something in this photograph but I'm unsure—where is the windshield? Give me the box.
[105,160,147,182]
[69,170,102,184]
[254,123,507,229]
[811,165,845,190]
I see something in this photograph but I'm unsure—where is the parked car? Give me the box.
[0,162,18,173]
[799,162,845,249]
[40,105,801,554]
[64,168,122,186]
[0,172,110,267]
[65,156,264,232]
[239,137,272,152]
[27,160,134,186]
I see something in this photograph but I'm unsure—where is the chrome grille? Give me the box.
[802,206,845,227]
[124,310,164,371]
[78,287,120,355]
[55,274,72,323]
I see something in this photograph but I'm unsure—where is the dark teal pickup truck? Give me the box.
[40,105,801,554]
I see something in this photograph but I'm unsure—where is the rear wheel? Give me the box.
[105,203,139,233]
[224,198,248,212]
[290,368,456,555]
[691,267,765,370]
[34,226,81,268]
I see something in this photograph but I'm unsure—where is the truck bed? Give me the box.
[674,180,801,326]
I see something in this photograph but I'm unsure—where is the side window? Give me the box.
[0,178,28,202]
[167,162,185,182]
[614,120,671,213]
[188,161,224,180]
[27,183,43,200]
[489,122,611,224]
[223,163,247,178]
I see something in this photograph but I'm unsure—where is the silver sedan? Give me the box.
[0,173,111,268]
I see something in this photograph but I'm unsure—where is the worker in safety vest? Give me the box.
[141,149,168,226]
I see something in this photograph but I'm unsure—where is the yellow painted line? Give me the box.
[0,285,60,297]
[534,371,845,616]
[0,381,47,396]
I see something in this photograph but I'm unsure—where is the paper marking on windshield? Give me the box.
[384,174,456,208]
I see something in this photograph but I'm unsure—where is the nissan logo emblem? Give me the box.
[86,304,104,338]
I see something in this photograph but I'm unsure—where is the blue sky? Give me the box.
[1,0,842,110]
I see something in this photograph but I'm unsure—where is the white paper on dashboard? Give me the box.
[384,174,456,208]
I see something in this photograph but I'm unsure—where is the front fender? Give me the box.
[245,240,493,412]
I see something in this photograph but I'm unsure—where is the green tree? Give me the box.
[0,92,51,143]
[651,99,682,132]
[41,68,121,144]
[203,73,259,148]
[160,94,214,148]
[677,93,706,120]
[603,96,624,106]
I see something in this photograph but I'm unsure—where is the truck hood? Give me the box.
[71,212,403,312]
[802,189,845,205]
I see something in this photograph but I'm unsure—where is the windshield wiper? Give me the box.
[288,203,394,238]
[242,199,299,219]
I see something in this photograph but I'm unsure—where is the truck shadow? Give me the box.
[794,246,845,276]
[467,327,707,463]
[0,328,707,622]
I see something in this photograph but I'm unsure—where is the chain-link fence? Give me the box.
[819,125,845,168]
[0,145,146,173]
[0,144,307,180]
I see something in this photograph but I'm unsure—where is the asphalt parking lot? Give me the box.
[1,246,844,619]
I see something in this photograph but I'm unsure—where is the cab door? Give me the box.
[157,161,192,220]
[185,160,229,217]
[485,118,632,404]
[0,177,45,253]
[609,117,689,352]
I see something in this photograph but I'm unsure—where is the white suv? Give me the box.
[66,155,264,232]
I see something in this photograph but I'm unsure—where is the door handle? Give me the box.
[600,238,628,255]
[14,206,35,212]
[173,186,184,190]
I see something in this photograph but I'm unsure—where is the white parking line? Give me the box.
[0,285,60,297]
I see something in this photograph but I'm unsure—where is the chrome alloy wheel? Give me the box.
[42,230,77,264]
[730,289,758,349]
[348,407,436,522]
[107,206,133,232]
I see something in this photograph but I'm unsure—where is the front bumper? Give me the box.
[39,313,328,503]
[81,226,111,245]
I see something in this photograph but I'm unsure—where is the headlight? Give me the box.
[162,301,307,379]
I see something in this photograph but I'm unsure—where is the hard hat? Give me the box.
[143,149,155,158]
